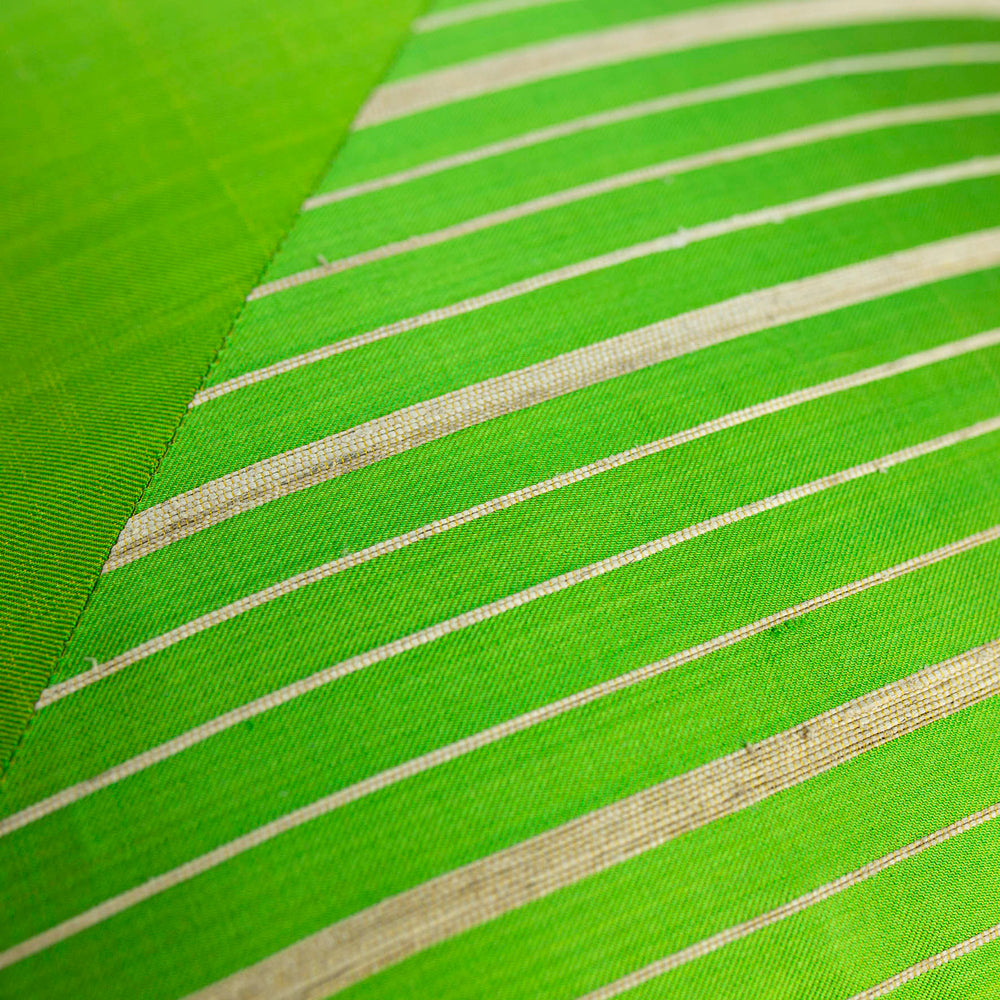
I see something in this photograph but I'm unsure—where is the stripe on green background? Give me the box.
[4,0,1000,998]
[105,229,1000,562]
[323,20,1000,192]
[54,266,1000,682]
[302,45,1000,211]
[338,707,1000,1000]
[169,641,1000,997]
[42,328,1000,705]
[579,805,1000,1000]
[13,322,1000,811]
[253,98,1000,294]
[142,180,1000,504]
[361,0,1000,121]
[874,932,1000,1000]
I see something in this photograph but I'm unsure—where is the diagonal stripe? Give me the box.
[255,94,1000,298]
[57,328,1000,705]
[110,229,1000,570]
[307,45,1000,209]
[179,640,1000,1000]
[212,156,1000,401]
[413,0,576,33]
[846,922,1000,999]
[578,803,1000,1000]
[26,530,1000,894]
[4,623,999,976]
[354,0,1000,128]
[17,424,1000,840]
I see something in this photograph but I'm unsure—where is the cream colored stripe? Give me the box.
[4,633,997,977]
[851,924,1000,1000]
[110,229,1000,570]
[216,156,1000,402]
[256,95,1000,299]
[413,0,575,33]
[18,424,1000,840]
[307,45,1000,209]
[847,923,1000,999]
[354,0,1000,128]
[180,640,1000,1000]
[17,527,1000,871]
[56,329,1000,705]
[580,803,1000,1000]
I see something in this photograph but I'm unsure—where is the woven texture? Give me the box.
[4,1,1000,998]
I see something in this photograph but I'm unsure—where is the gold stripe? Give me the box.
[580,804,1000,999]
[305,46,1000,209]
[181,641,1000,1000]
[106,229,1000,570]
[255,95,1000,298]
[0,540,1000,968]
[355,0,1000,128]
[846,922,1000,999]
[413,0,576,33]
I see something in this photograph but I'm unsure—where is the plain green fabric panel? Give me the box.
[0,0,424,769]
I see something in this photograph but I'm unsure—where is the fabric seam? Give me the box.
[0,0,430,785]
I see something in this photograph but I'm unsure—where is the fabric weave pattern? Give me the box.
[4,1,1000,998]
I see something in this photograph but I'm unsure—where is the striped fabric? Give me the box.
[4,1,1000,998]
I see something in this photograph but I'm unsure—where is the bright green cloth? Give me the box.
[4,1,1000,998]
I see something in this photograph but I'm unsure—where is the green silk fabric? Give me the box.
[3,2,1000,998]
